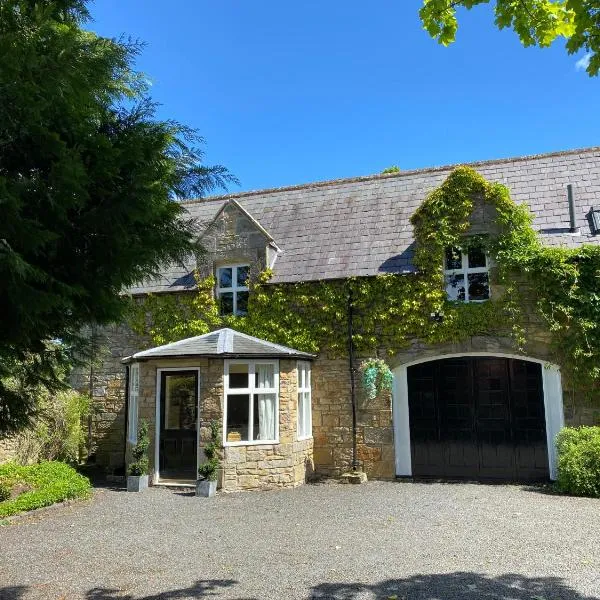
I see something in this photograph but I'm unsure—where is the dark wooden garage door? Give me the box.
[407,357,549,481]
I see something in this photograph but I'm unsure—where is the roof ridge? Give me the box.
[181,146,600,206]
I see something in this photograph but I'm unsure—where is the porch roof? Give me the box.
[122,328,315,363]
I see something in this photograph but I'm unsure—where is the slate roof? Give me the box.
[129,147,600,294]
[122,328,315,362]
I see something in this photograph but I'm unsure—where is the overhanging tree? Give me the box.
[0,0,237,434]
[420,0,600,76]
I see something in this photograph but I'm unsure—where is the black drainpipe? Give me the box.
[568,184,579,233]
[347,285,358,472]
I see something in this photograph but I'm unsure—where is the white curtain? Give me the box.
[256,365,275,440]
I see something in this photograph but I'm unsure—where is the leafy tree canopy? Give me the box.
[0,0,237,433]
[420,0,600,76]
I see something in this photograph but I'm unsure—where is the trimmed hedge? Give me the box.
[0,461,91,518]
[556,426,600,498]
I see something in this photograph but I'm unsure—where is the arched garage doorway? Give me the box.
[392,354,564,482]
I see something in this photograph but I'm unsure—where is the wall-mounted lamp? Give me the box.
[590,207,600,235]
[430,311,444,323]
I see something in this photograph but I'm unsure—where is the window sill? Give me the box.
[223,439,279,447]
[297,435,313,442]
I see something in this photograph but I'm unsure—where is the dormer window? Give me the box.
[217,264,249,315]
[444,246,490,302]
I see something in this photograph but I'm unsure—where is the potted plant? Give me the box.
[196,420,220,497]
[127,420,150,492]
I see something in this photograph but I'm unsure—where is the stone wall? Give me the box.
[70,323,149,471]
[131,357,315,491]
[0,436,18,464]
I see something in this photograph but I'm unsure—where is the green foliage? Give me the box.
[381,166,401,174]
[129,166,600,402]
[0,461,91,518]
[15,389,90,465]
[420,1,599,76]
[0,483,10,502]
[128,420,150,476]
[0,0,236,433]
[359,359,394,400]
[198,420,220,481]
[556,426,600,497]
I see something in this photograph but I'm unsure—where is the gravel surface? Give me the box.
[1,480,599,600]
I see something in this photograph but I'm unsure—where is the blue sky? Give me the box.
[90,1,599,193]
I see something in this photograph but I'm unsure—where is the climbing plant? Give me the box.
[127,167,600,403]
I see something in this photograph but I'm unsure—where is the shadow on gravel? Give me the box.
[310,572,600,600]
[0,573,596,600]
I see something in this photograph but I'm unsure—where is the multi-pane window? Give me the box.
[217,265,249,316]
[444,246,490,302]
[297,362,312,440]
[224,360,279,444]
[127,363,139,443]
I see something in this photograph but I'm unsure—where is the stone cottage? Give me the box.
[74,147,600,491]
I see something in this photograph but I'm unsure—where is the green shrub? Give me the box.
[556,426,600,498]
[0,483,11,502]
[198,420,220,481]
[15,389,90,465]
[0,461,91,518]
[128,420,150,476]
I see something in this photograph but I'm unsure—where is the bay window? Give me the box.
[224,360,279,444]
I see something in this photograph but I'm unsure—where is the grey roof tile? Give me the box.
[129,147,600,294]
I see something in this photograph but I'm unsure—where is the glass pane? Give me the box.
[303,392,311,437]
[229,363,249,388]
[226,394,250,442]
[236,291,249,315]
[165,374,197,430]
[298,364,305,390]
[255,363,274,389]
[237,265,249,287]
[445,273,465,302]
[445,247,462,270]
[253,393,276,441]
[220,292,234,316]
[219,267,232,288]
[468,246,486,269]
[468,272,490,301]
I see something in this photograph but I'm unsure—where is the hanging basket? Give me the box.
[358,358,393,400]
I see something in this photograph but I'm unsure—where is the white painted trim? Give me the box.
[296,361,312,441]
[154,367,201,484]
[223,359,279,446]
[392,353,564,481]
[392,366,412,476]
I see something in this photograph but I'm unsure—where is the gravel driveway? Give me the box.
[1,480,599,600]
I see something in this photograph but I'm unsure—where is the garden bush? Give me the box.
[556,426,600,498]
[0,461,91,517]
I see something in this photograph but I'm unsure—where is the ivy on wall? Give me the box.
[127,167,600,400]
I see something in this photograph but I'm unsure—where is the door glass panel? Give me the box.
[226,394,250,442]
[229,363,249,388]
[164,374,196,430]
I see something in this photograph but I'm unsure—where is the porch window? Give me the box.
[127,363,139,443]
[444,245,490,302]
[217,264,249,316]
[297,362,312,439]
[224,360,279,444]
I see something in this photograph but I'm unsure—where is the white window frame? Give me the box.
[223,359,279,446]
[297,361,312,440]
[127,363,139,444]
[216,264,250,316]
[444,247,491,303]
